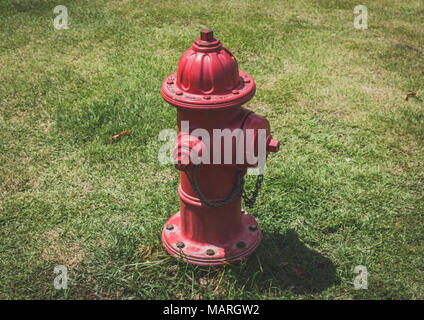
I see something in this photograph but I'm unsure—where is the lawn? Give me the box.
[0,0,423,299]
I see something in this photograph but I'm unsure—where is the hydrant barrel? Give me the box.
[161,30,279,266]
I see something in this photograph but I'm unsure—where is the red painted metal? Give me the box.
[161,29,255,110]
[161,30,279,266]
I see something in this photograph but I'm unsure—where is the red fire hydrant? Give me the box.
[161,30,279,266]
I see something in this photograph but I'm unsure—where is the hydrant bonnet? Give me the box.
[161,30,256,109]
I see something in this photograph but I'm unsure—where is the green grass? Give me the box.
[0,0,423,299]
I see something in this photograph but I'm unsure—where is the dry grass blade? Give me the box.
[111,129,132,143]
[404,92,419,101]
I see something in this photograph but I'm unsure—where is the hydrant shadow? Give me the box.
[230,229,338,295]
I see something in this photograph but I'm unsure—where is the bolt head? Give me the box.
[166,224,174,230]
[176,241,185,249]
[206,249,215,256]
[236,241,246,249]
[175,90,183,96]
[248,224,258,232]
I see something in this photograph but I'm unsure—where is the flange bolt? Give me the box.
[176,241,185,249]
[236,241,246,249]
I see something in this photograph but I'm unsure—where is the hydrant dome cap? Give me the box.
[161,30,256,109]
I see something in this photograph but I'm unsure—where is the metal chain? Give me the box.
[240,173,263,208]
[183,165,263,208]
[183,166,243,208]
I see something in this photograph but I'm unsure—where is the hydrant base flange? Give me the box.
[161,210,262,266]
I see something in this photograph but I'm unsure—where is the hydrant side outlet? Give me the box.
[161,30,279,266]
